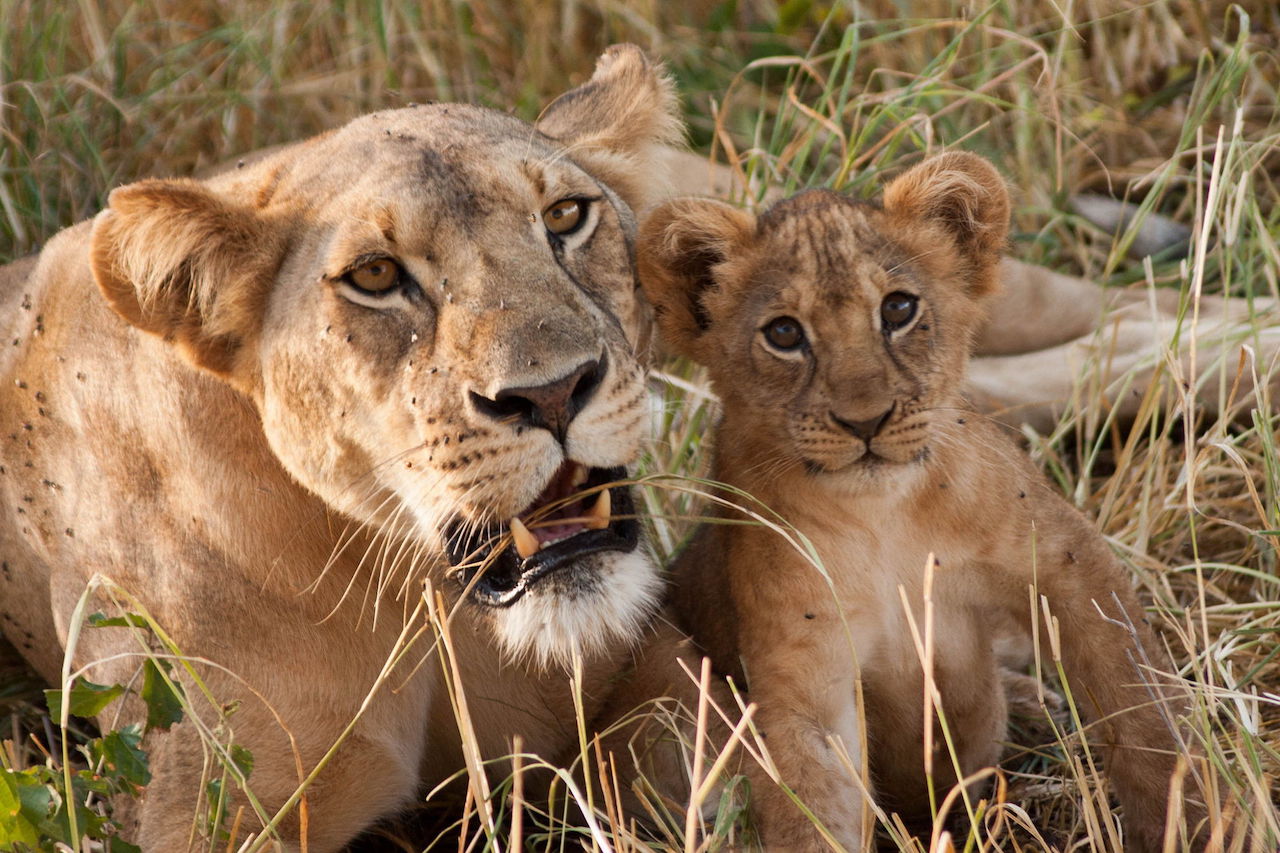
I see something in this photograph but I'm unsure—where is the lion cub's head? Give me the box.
[639,153,1009,484]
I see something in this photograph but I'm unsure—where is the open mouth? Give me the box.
[445,463,639,607]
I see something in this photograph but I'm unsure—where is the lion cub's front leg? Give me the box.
[745,655,868,850]
[731,540,873,851]
[991,497,1208,852]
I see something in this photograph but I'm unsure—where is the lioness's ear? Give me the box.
[536,44,683,214]
[637,198,756,362]
[883,152,1010,295]
[91,178,285,386]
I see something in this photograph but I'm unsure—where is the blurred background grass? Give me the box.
[1,0,1278,849]
[3,0,1276,267]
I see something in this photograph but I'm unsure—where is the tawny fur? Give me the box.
[639,153,1210,851]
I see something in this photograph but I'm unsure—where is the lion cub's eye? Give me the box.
[543,199,585,235]
[880,292,919,331]
[763,316,806,351]
[346,258,403,295]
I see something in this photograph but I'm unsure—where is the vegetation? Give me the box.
[1,0,1277,849]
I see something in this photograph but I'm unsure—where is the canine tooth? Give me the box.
[570,465,589,487]
[584,488,611,530]
[510,517,539,559]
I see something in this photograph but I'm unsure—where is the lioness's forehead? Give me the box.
[263,104,577,207]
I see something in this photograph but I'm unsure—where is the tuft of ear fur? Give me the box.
[883,152,1010,295]
[536,44,684,214]
[91,178,286,385]
[637,198,756,361]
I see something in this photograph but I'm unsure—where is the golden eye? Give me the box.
[763,316,805,351]
[881,291,918,330]
[348,258,402,294]
[543,199,584,235]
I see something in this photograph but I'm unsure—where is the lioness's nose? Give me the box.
[832,403,894,441]
[471,357,604,443]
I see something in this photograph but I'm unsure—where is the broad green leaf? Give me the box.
[108,836,143,853]
[0,768,43,848]
[87,612,149,629]
[141,659,184,732]
[15,771,53,823]
[99,726,151,788]
[205,777,229,840]
[44,678,124,720]
[46,775,109,844]
[228,744,254,779]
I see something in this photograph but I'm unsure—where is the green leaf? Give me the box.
[74,768,117,796]
[713,773,751,839]
[205,777,229,840]
[140,659,184,732]
[87,611,149,629]
[0,768,44,848]
[202,745,252,842]
[44,678,125,720]
[45,772,112,842]
[107,836,143,853]
[228,744,254,779]
[99,725,151,788]
[15,771,53,824]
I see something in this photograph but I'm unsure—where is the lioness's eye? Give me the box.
[543,199,584,235]
[881,292,918,331]
[347,258,403,294]
[763,316,805,351]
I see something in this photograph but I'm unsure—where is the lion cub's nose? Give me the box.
[832,403,894,442]
[471,357,604,443]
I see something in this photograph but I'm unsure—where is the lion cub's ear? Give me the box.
[883,152,1010,296]
[637,198,756,361]
[90,178,285,388]
[536,44,683,214]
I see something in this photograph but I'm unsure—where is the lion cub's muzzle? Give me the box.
[445,462,639,607]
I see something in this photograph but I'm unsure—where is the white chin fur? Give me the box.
[493,550,663,669]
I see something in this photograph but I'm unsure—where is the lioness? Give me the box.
[639,153,1208,850]
[0,45,701,850]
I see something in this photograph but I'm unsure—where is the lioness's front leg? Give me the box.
[128,698,425,852]
[59,575,434,853]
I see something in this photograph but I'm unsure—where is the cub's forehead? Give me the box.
[754,190,914,299]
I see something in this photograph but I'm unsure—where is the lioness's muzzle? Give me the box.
[445,464,639,607]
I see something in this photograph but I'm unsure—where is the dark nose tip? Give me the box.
[471,356,605,443]
[832,403,894,441]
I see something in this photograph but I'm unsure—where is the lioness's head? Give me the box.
[88,45,680,665]
[639,153,1009,486]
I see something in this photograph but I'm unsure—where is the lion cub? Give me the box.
[639,153,1206,851]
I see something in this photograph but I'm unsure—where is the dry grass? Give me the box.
[1,0,1278,850]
